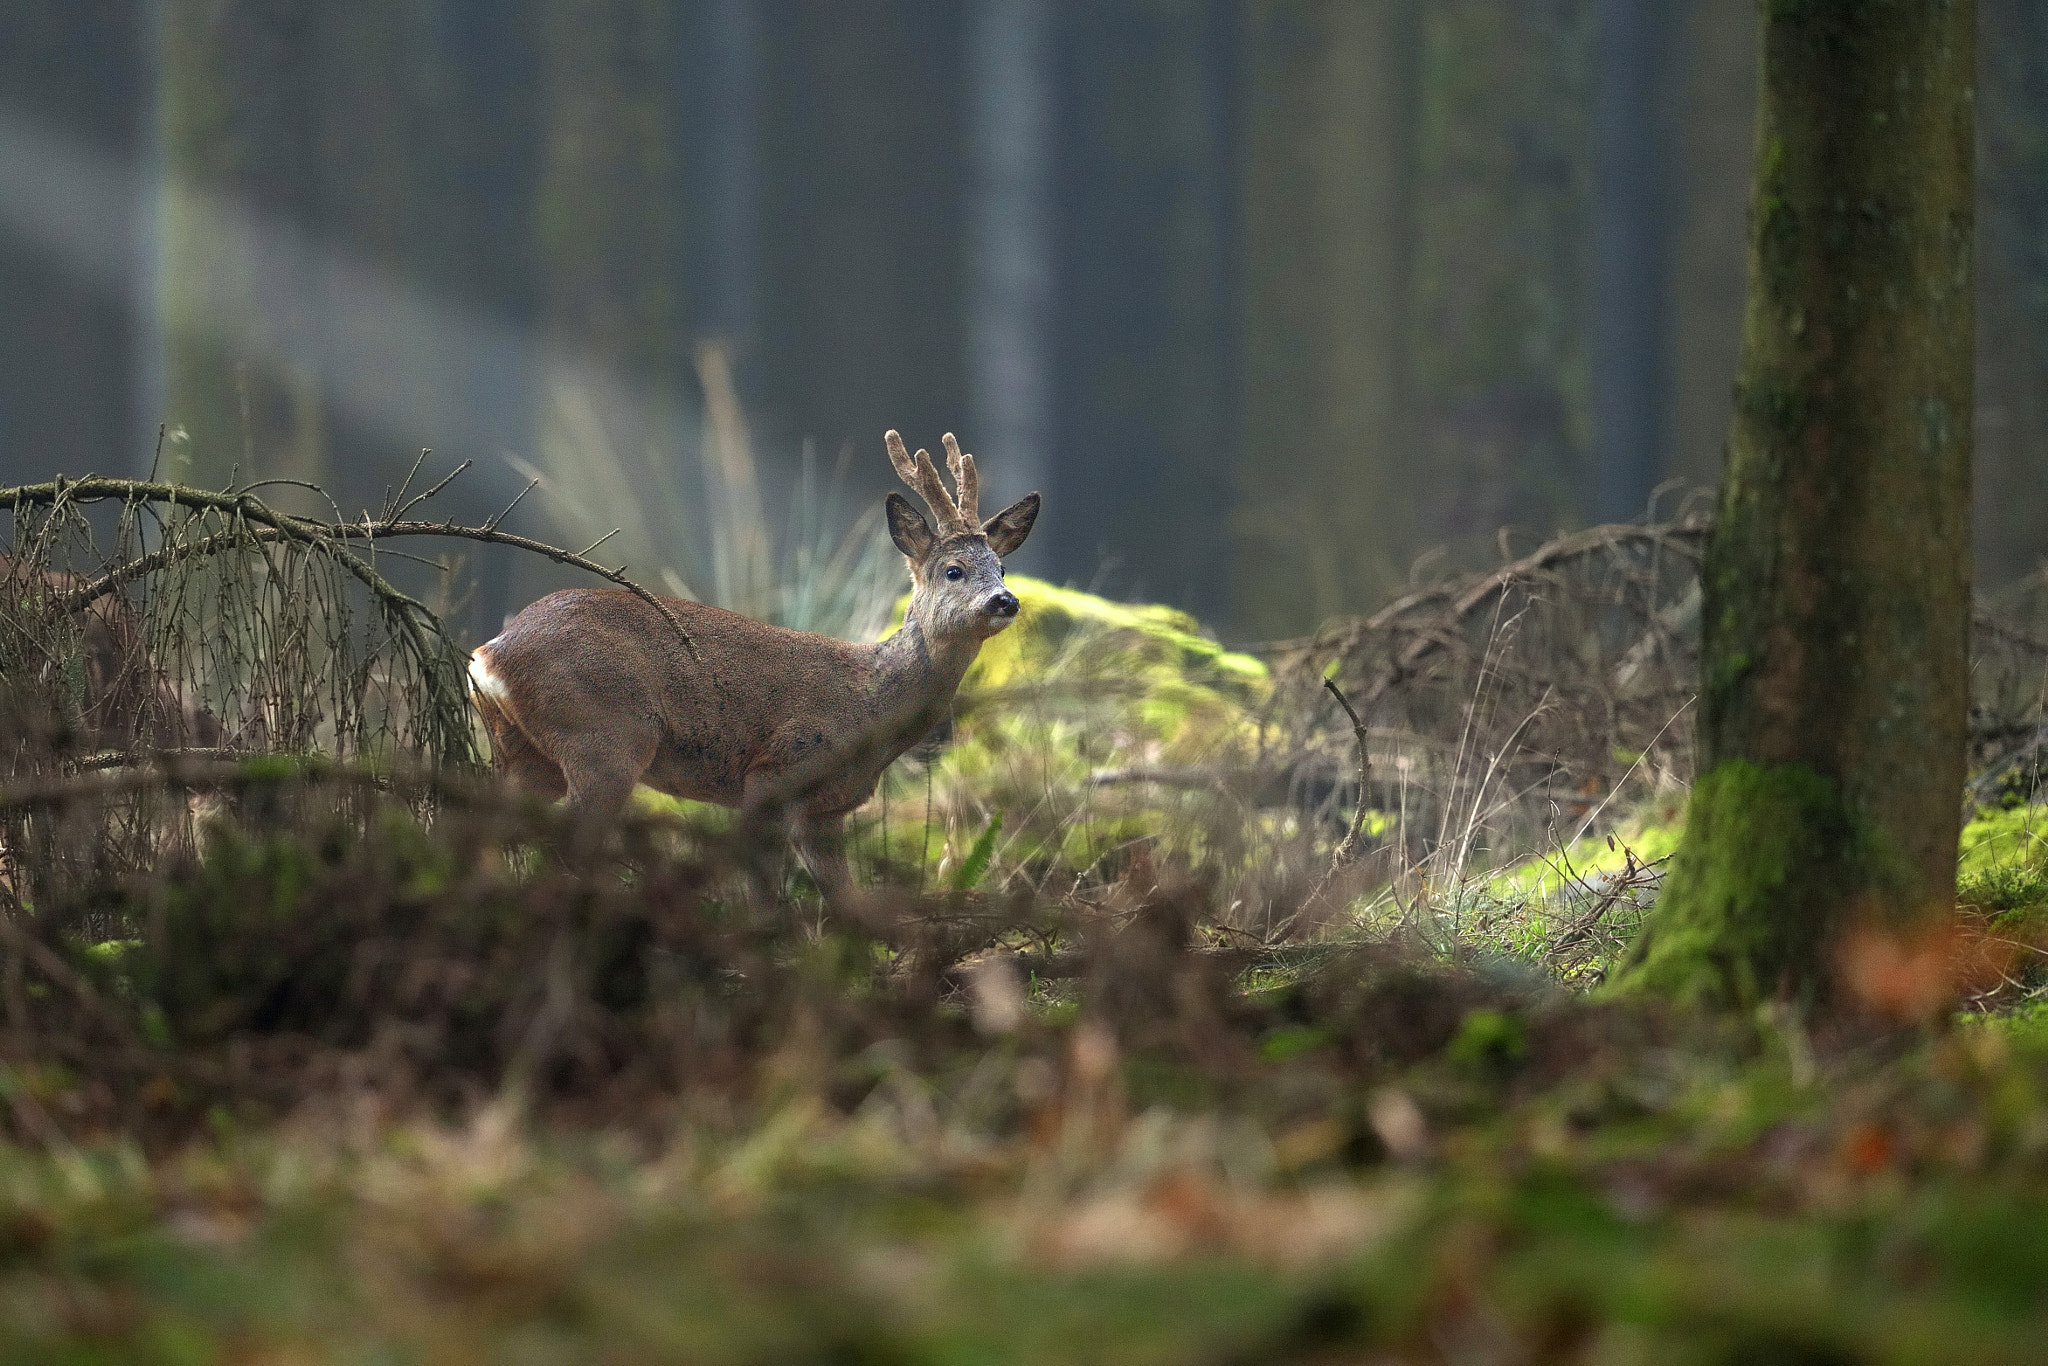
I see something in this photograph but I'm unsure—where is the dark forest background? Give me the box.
[3,1,2044,641]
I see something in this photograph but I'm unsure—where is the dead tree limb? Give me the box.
[0,475,695,655]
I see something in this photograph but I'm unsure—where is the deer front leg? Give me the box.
[793,808,853,904]
[741,767,860,911]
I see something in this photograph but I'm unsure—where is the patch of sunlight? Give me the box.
[1487,807,1686,904]
[1959,803,2048,880]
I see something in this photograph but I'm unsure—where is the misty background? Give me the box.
[3,2,2045,644]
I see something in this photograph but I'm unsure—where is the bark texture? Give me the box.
[1624,0,1975,1004]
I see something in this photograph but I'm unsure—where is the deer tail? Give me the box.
[466,645,522,739]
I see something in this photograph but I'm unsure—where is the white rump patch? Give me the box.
[467,648,511,704]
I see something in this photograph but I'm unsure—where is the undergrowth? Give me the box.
[9,478,2048,1358]
[0,771,2046,1360]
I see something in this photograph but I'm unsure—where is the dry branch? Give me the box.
[1321,677,1371,871]
[1279,518,1710,715]
[0,475,694,654]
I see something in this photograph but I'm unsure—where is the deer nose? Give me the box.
[987,590,1020,619]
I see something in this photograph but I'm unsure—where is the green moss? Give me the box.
[1963,1000,2048,1054]
[1612,760,1913,1007]
[867,577,1271,875]
[1959,804,2048,882]
[914,575,1269,711]
[1490,809,1687,905]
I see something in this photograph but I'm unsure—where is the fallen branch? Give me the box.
[1298,518,1710,716]
[0,473,695,655]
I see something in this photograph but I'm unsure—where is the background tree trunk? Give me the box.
[529,0,690,584]
[159,0,328,500]
[965,0,1055,534]
[1232,0,1419,638]
[755,0,967,470]
[1974,0,2048,591]
[0,2,148,484]
[1048,0,1239,620]
[1666,0,1759,499]
[1589,0,1672,524]
[160,1,460,513]
[1404,0,1593,575]
[1622,1,1976,1007]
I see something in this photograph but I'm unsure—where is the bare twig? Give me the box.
[1321,676,1372,873]
[0,476,695,655]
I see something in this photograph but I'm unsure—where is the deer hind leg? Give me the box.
[474,691,569,801]
[491,722,570,802]
[551,725,658,828]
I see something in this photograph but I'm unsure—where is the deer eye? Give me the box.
[944,564,965,582]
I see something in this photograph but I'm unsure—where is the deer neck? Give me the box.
[868,609,982,730]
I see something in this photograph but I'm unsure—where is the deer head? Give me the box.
[884,430,1039,642]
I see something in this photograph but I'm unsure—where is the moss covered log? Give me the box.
[1621,1,1975,1005]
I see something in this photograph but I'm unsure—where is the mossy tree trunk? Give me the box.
[1621,2,1975,1007]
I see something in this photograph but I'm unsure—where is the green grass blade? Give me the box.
[950,812,1003,891]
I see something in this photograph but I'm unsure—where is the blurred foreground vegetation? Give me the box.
[5,796,2048,1362]
[6,488,2048,1360]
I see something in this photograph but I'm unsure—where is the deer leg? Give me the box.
[487,720,570,802]
[550,725,657,829]
[792,809,854,903]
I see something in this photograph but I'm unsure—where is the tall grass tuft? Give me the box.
[516,342,902,643]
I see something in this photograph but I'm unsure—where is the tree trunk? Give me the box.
[1621,1,1975,1008]
[1974,0,2048,591]
[965,0,1055,533]
[1051,0,1239,620]
[528,0,690,589]
[160,0,329,498]
[1666,0,1759,500]
[1233,0,1420,637]
[0,2,148,485]
[1589,0,1672,524]
[754,0,967,475]
[160,1,458,513]
[1403,1,1592,575]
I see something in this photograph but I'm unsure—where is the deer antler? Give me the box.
[886,429,971,533]
[941,433,980,527]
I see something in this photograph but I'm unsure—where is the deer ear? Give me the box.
[886,493,935,559]
[982,492,1040,557]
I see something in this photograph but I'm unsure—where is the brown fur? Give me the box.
[470,431,1040,891]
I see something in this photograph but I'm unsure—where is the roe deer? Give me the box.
[467,431,1039,891]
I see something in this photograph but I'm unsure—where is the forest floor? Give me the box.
[6,889,2048,1364]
